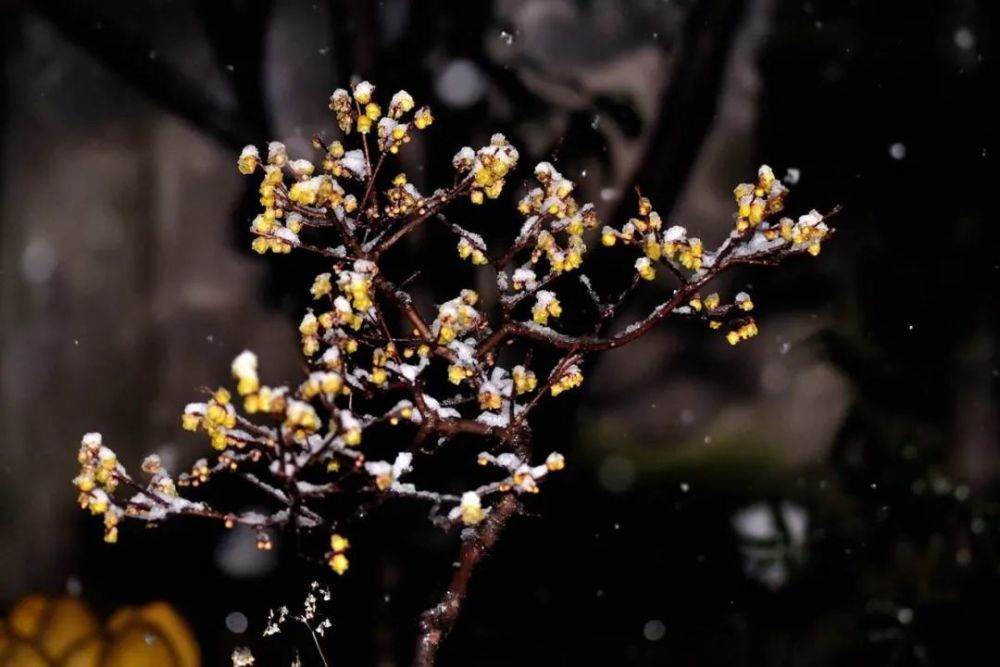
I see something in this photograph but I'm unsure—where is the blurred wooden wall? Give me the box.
[0,11,299,601]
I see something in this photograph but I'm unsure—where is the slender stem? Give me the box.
[326,207,365,257]
[511,352,580,430]
[478,242,813,358]
[304,622,331,667]
[371,180,472,259]
[360,151,389,216]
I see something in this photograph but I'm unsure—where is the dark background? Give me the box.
[1,0,997,665]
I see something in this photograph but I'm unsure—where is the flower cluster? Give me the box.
[74,80,832,660]
[253,581,335,665]
[603,195,705,274]
[73,433,123,543]
[453,134,519,204]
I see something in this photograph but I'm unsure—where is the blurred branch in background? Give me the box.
[28,0,262,149]
[193,0,274,143]
[614,0,748,226]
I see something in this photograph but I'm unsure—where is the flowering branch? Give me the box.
[73,80,833,665]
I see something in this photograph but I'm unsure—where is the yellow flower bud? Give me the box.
[413,106,434,129]
[237,145,259,175]
[251,237,269,254]
[331,533,350,552]
[299,312,319,336]
[448,365,466,385]
[182,412,200,431]
[75,473,96,493]
[635,257,656,281]
[329,553,349,575]
[352,81,374,105]
[460,492,485,525]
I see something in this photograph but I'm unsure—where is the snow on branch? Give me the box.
[76,81,834,666]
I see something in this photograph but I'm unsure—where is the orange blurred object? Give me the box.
[0,596,199,667]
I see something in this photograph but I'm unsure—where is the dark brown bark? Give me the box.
[412,494,521,667]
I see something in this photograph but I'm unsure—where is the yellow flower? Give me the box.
[251,213,275,235]
[87,491,109,515]
[638,196,653,216]
[74,473,96,493]
[678,238,704,270]
[352,80,374,105]
[513,366,537,394]
[181,410,201,431]
[284,400,321,432]
[343,427,362,447]
[438,323,457,344]
[459,492,485,525]
[635,257,656,281]
[551,366,584,396]
[532,292,561,325]
[299,311,319,336]
[478,390,502,411]
[331,533,350,553]
[725,319,759,345]
[237,145,259,175]
[250,237,269,254]
[413,106,434,129]
[448,365,467,385]
[758,164,775,189]
[457,238,473,259]
[735,292,754,311]
[389,90,415,118]
[329,553,349,575]
[104,513,120,543]
[643,235,662,260]
[320,372,343,394]
[213,387,231,406]
[302,336,320,357]
[327,140,345,158]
